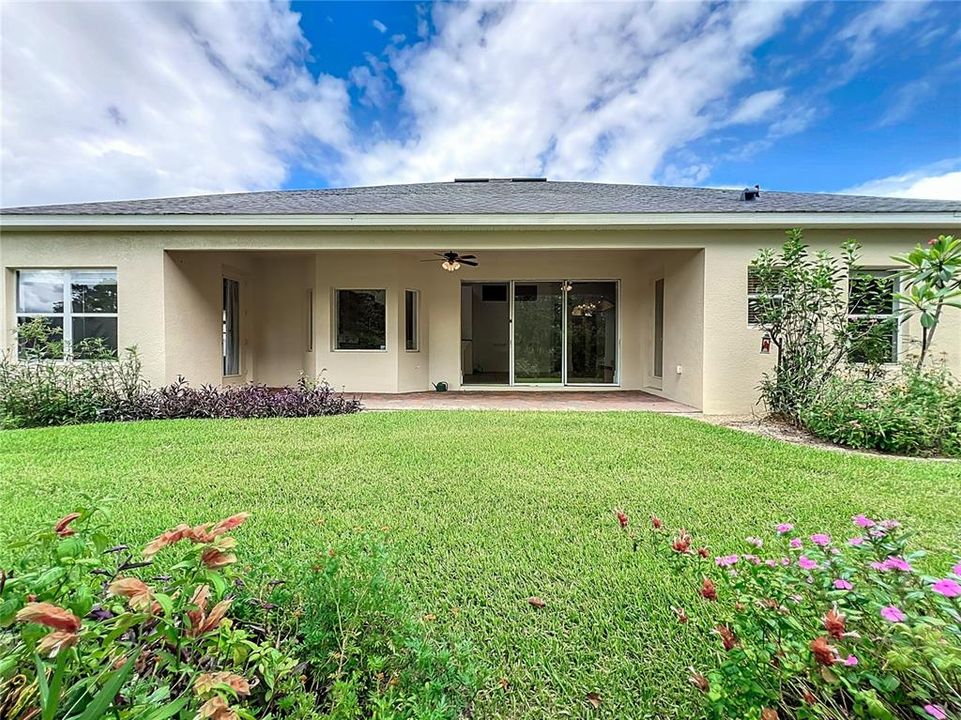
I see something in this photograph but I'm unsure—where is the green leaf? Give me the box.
[139,692,190,720]
[42,651,70,720]
[67,650,139,720]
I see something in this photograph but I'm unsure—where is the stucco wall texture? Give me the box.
[2,227,957,414]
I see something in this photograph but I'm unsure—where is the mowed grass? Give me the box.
[1,412,960,719]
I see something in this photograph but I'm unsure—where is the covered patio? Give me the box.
[357,389,697,412]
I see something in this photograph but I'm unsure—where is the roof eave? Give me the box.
[1,211,959,231]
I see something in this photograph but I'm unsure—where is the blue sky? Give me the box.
[1,0,959,206]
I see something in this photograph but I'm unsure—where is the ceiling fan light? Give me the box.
[442,260,456,272]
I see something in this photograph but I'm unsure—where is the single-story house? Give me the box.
[2,179,959,414]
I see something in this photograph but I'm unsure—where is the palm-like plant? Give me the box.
[893,234,961,369]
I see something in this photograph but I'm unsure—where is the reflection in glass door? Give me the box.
[512,282,562,384]
[566,281,618,384]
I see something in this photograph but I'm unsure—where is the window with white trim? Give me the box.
[16,269,118,359]
[747,266,783,325]
[334,289,387,350]
[847,268,899,364]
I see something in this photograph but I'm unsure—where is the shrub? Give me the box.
[0,503,311,719]
[124,376,362,421]
[0,318,147,428]
[0,319,361,427]
[0,504,476,720]
[800,364,961,457]
[751,230,878,423]
[616,511,961,719]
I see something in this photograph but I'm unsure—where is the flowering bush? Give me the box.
[1,504,476,719]
[616,511,961,719]
[0,504,311,719]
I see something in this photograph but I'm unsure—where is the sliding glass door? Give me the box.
[461,280,618,386]
[566,281,618,384]
[513,282,563,384]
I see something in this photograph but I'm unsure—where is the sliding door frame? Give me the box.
[462,279,621,388]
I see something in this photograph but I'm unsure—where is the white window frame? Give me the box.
[404,289,420,352]
[332,288,388,352]
[15,268,118,360]
[747,266,783,326]
[847,267,900,365]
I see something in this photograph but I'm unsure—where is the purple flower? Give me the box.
[952,563,961,577]
[880,605,906,623]
[880,519,900,530]
[810,533,831,547]
[790,538,803,549]
[798,556,818,571]
[745,536,763,548]
[776,523,794,534]
[715,555,739,567]
[852,514,875,528]
[743,554,760,565]
[924,705,947,720]
[844,654,858,666]
[833,579,853,591]
[780,557,791,566]
[765,559,777,568]
[848,537,865,547]
[932,578,961,598]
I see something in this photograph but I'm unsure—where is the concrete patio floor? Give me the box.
[355,390,697,412]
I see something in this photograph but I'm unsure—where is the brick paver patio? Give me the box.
[356,390,697,412]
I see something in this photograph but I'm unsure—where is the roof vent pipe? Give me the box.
[741,184,761,201]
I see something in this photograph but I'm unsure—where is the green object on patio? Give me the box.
[432,380,448,391]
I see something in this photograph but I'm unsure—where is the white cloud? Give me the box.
[727,89,787,125]
[337,1,803,186]
[842,160,961,200]
[0,1,351,206]
[372,19,387,34]
[834,0,931,77]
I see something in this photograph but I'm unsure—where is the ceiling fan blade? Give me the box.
[419,259,441,262]
[459,255,477,260]
[460,260,479,266]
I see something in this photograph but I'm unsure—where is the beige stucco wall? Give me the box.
[1,225,958,414]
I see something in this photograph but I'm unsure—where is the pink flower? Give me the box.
[765,559,777,568]
[952,563,961,577]
[746,536,763,548]
[798,556,818,571]
[852,514,875,528]
[880,605,906,623]
[743,554,760,564]
[833,579,853,590]
[932,578,961,598]
[924,705,947,720]
[781,557,791,566]
[776,523,794,534]
[848,537,865,547]
[874,556,913,573]
[880,519,900,530]
[810,533,831,547]
[844,654,858,666]
[715,555,739,567]
[790,538,803,549]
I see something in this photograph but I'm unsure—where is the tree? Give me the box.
[892,234,961,370]
[751,229,880,422]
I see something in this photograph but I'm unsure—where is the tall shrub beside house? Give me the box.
[752,231,961,456]
[750,229,881,422]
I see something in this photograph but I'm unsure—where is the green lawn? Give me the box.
[1,412,960,719]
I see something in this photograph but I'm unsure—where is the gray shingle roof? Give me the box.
[2,180,959,215]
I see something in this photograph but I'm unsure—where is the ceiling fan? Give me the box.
[421,250,478,272]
